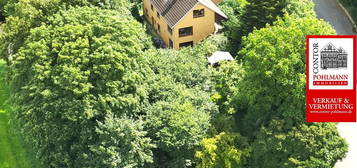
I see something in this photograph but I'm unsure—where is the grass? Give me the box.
[0,59,40,168]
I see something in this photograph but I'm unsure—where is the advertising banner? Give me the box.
[306,35,356,122]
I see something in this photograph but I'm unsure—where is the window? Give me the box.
[169,39,173,48]
[179,26,193,37]
[167,25,172,35]
[157,24,161,32]
[179,41,193,48]
[157,12,160,18]
[151,4,153,11]
[145,8,148,16]
[151,17,154,25]
[193,9,204,18]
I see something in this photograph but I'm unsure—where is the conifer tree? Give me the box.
[240,0,285,37]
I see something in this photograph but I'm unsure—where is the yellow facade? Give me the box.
[143,0,218,50]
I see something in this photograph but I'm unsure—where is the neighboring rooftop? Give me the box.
[150,0,228,28]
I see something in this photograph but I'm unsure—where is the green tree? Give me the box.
[10,6,149,167]
[218,0,244,53]
[226,0,316,54]
[209,62,245,133]
[195,132,250,168]
[239,0,285,42]
[144,48,210,89]
[210,62,244,115]
[0,0,135,64]
[0,0,72,63]
[144,86,212,168]
[237,16,335,135]
[251,120,348,168]
[144,34,227,89]
[140,36,230,167]
[283,0,316,18]
[0,0,16,21]
[90,114,155,168]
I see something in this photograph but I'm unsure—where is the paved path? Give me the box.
[313,0,355,35]
[312,1,356,167]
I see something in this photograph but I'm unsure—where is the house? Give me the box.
[143,0,227,50]
[321,43,348,69]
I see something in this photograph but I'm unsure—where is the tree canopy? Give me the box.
[90,115,155,168]
[10,6,150,167]
[0,0,136,64]
[222,0,316,54]
[2,0,350,167]
[195,132,250,168]
[251,120,348,168]
[141,35,225,167]
[201,14,347,168]
[238,16,336,134]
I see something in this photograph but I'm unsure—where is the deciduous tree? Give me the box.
[195,132,250,168]
[0,0,135,64]
[251,120,348,168]
[10,6,149,167]
[90,114,155,168]
[237,16,335,135]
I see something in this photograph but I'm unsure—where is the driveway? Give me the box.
[312,1,357,167]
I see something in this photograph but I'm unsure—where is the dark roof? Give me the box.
[151,0,227,28]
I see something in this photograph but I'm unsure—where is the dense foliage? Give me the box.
[239,0,285,40]
[218,0,244,53]
[200,1,347,167]
[8,4,224,167]
[145,98,211,167]
[10,6,151,167]
[238,16,336,134]
[251,120,347,168]
[221,0,316,54]
[2,0,350,167]
[142,35,226,167]
[195,132,250,168]
[91,115,155,167]
[0,0,137,63]
[283,0,316,18]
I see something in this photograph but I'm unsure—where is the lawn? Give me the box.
[0,59,40,168]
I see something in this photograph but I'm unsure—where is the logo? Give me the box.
[320,43,347,70]
[308,38,354,90]
[306,35,356,122]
